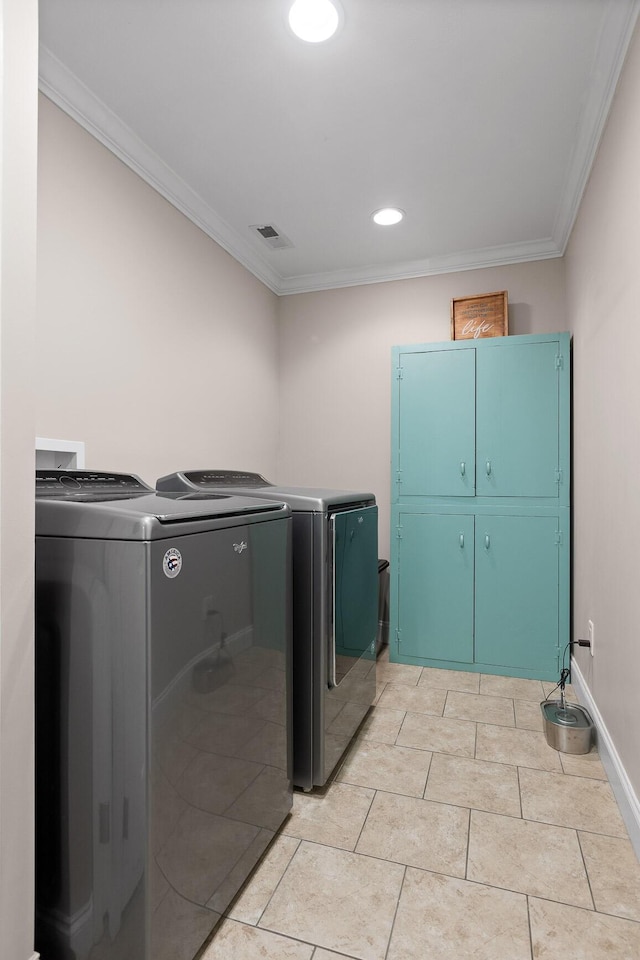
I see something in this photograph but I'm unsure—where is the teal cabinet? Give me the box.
[390,333,570,682]
[476,340,561,498]
[474,514,560,675]
[395,506,567,678]
[397,512,474,663]
[398,349,475,497]
[394,335,568,504]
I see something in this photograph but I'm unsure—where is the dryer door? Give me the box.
[329,504,378,689]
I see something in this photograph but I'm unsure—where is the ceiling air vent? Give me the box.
[250,223,293,250]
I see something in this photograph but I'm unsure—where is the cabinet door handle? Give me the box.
[485,533,490,550]
[459,533,464,548]
[460,461,466,477]
[486,460,492,476]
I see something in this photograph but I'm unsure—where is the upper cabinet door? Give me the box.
[398,348,475,497]
[476,340,560,498]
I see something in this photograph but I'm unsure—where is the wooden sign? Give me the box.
[451,291,508,340]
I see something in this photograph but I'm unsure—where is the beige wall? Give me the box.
[566,22,640,800]
[0,2,38,958]
[277,259,566,557]
[36,96,281,484]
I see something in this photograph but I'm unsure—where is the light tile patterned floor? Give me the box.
[201,652,640,960]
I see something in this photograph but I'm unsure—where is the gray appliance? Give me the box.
[156,470,378,790]
[35,470,292,960]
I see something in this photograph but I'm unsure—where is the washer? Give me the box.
[35,470,292,960]
[156,470,378,790]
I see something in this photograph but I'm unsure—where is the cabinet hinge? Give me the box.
[396,366,404,380]
[396,627,402,644]
[555,354,564,370]
[396,525,403,540]
[555,468,563,485]
[555,530,563,545]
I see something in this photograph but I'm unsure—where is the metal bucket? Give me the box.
[541,699,594,755]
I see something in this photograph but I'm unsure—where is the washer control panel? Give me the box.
[36,470,152,499]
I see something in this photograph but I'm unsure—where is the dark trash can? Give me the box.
[377,559,390,654]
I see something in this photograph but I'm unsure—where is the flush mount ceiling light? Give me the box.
[372,207,405,226]
[288,0,342,43]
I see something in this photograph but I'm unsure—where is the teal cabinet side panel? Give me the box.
[397,349,475,497]
[474,514,559,675]
[476,340,559,498]
[397,512,474,663]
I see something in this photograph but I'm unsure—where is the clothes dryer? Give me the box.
[35,470,292,960]
[156,470,378,790]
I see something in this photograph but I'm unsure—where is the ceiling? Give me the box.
[39,0,640,296]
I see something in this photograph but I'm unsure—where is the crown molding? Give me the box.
[40,0,640,297]
[38,46,283,295]
[551,0,640,253]
[37,56,563,298]
[275,239,562,295]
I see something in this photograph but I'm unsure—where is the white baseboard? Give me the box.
[29,953,40,960]
[571,657,640,857]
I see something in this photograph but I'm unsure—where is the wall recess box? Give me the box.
[35,437,85,470]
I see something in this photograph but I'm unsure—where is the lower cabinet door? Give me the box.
[474,514,559,674]
[398,512,474,662]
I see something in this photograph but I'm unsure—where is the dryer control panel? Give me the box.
[161,470,272,489]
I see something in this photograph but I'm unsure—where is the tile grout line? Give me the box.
[212,916,337,958]
[385,864,632,913]
[572,824,640,841]
[383,864,408,960]
[352,786,378,852]
[525,895,535,960]
[421,749,434,799]
[280,834,469,882]
[464,806,472,881]
[525,892,640,921]
[249,836,302,929]
[393,708,408,747]
[307,940,360,960]
[442,688,452,722]
[576,829,598,913]
[517,764,524,819]
[423,871,602,915]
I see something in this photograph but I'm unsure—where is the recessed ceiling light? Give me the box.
[372,207,405,226]
[288,0,341,43]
